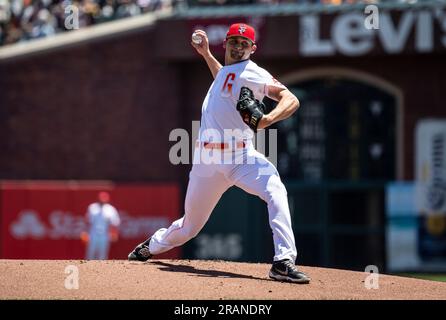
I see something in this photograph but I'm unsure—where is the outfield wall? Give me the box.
[0,181,181,259]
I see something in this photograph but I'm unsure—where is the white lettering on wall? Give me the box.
[333,13,374,56]
[300,15,335,56]
[300,9,445,56]
[416,11,433,52]
[378,11,414,53]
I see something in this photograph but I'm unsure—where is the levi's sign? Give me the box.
[299,9,446,56]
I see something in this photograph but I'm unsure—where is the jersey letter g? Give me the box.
[221,73,236,97]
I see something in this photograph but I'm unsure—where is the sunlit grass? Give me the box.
[398,274,446,282]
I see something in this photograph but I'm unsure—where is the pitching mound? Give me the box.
[1,259,445,300]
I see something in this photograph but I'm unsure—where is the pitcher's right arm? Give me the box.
[191,30,222,79]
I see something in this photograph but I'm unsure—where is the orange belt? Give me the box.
[195,141,246,149]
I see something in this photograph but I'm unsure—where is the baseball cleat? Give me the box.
[269,259,310,284]
[128,237,153,261]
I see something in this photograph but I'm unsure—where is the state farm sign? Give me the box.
[9,210,169,240]
[300,9,446,56]
[0,182,181,259]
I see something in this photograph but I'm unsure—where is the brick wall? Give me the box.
[0,30,186,181]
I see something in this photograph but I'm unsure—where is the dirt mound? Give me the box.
[1,259,445,300]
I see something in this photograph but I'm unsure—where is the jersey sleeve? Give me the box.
[242,68,272,97]
[242,67,286,100]
[110,207,121,227]
[86,204,94,222]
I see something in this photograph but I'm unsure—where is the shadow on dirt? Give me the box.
[151,260,270,282]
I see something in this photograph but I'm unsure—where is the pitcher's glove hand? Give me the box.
[236,86,266,132]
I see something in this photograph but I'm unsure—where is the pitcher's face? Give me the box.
[224,36,256,65]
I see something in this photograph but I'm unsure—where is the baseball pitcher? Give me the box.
[128,23,310,284]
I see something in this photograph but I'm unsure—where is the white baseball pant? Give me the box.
[86,234,110,260]
[149,141,297,262]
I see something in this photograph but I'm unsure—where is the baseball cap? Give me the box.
[226,23,255,43]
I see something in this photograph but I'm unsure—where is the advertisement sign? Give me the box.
[387,119,446,271]
[299,9,446,57]
[416,119,446,261]
[386,182,420,271]
[0,181,181,259]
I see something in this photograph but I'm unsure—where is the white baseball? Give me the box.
[192,32,202,45]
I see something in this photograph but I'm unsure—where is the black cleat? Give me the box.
[269,259,310,284]
[128,237,153,261]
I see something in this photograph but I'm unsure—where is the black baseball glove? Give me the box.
[236,86,266,132]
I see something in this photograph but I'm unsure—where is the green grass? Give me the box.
[397,273,446,282]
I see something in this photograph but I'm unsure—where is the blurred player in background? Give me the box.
[81,191,121,260]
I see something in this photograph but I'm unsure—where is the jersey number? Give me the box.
[221,73,236,97]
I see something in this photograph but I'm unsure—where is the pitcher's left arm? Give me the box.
[258,84,300,130]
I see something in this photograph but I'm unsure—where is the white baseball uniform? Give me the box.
[86,202,121,260]
[149,59,297,262]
